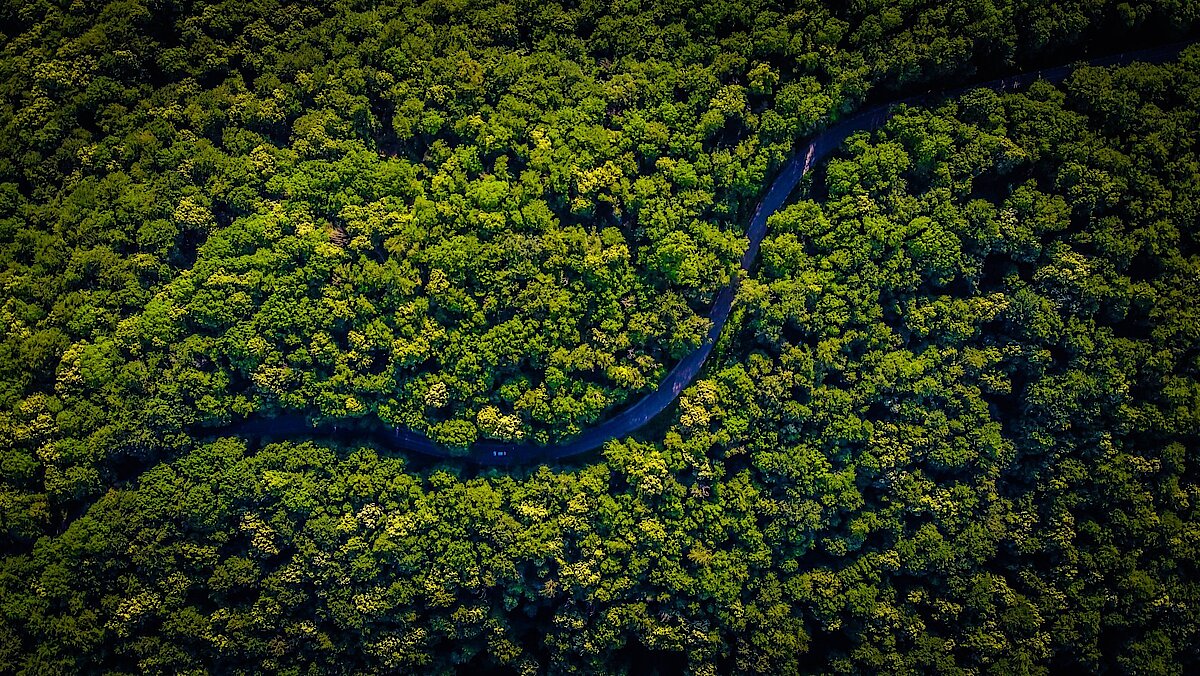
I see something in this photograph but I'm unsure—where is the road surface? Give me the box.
[221,40,1196,466]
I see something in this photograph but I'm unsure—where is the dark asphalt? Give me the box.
[222,40,1196,466]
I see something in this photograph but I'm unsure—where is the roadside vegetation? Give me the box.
[1,1,1198,672]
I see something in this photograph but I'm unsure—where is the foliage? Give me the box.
[1,0,1199,672]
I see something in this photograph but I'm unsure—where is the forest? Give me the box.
[1,0,1199,673]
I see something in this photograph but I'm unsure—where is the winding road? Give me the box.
[223,40,1196,466]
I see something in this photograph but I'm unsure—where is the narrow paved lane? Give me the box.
[223,40,1196,466]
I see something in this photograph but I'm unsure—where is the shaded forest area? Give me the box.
[1,0,1199,673]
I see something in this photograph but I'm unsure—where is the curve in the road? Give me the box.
[221,40,1196,466]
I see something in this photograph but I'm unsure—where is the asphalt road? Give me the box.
[222,40,1196,466]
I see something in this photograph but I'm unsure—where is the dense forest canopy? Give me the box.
[1,0,1199,673]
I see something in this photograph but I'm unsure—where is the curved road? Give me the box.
[223,40,1196,466]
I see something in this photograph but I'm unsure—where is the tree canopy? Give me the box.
[1,0,1199,673]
